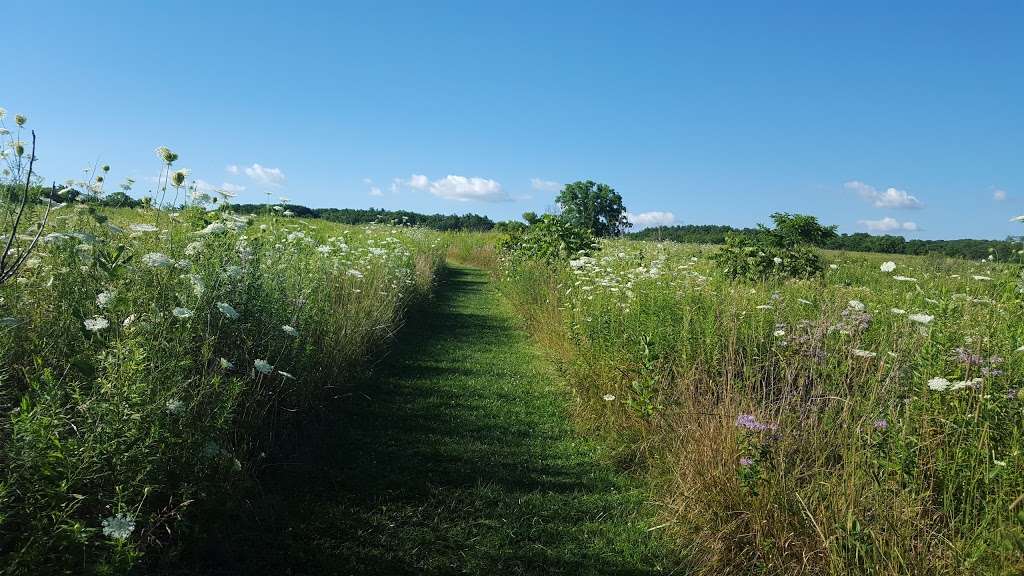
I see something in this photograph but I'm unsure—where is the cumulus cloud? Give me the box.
[407,174,429,190]
[857,217,919,233]
[234,163,286,186]
[626,211,676,228]
[368,186,383,197]
[428,175,509,202]
[845,180,923,209]
[530,178,561,192]
[993,189,1007,201]
[193,180,246,195]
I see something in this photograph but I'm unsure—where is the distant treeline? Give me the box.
[630,225,1024,260]
[230,204,496,231]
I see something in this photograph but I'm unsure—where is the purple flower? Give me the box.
[735,413,777,432]
[955,347,984,367]
[873,419,888,431]
[739,457,754,467]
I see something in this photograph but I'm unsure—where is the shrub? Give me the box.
[496,214,597,265]
[712,233,825,280]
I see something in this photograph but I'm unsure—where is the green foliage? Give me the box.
[227,205,496,232]
[496,214,597,265]
[556,180,630,237]
[764,212,838,247]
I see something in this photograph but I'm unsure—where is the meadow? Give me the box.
[453,234,1024,575]
[0,113,447,571]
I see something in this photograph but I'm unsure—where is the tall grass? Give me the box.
[0,201,446,571]
[481,235,1024,575]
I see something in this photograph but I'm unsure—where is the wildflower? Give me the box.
[972,275,992,281]
[281,324,298,337]
[101,514,135,541]
[316,244,332,254]
[347,269,364,279]
[908,313,934,325]
[928,377,951,391]
[880,261,896,272]
[873,419,889,431]
[739,457,754,467]
[772,256,783,264]
[198,222,227,235]
[14,114,26,126]
[172,307,194,319]
[122,314,137,327]
[755,304,773,310]
[890,308,906,315]
[83,316,110,332]
[848,300,866,311]
[224,265,243,279]
[155,146,178,164]
[254,359,273,374]
[184,241,204,256]
[170,169,190,187]
[96,290,115,308]
[219,357,234,370]
[216,302,240,320]
[829,264,839,270]
[735,413,777,432]
[893,276,918,282]
[166,398,184,414]
[602,394,616,401]
[773,329,786,337]
[129,223,158,233]
[851,349,877,358]
[188,274,204,296]
[142,252,172,267]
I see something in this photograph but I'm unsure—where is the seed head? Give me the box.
[14,114,26,126]
[170,169,190,187]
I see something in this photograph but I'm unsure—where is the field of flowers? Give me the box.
[0,115,447,572]
[487,238,1024,575]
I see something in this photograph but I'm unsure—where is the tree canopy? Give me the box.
[556,180,630,237]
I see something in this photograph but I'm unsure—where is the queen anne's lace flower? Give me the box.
[101,514,135,541]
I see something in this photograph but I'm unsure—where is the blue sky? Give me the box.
[6,1,1023,239]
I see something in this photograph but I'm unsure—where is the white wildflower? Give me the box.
[184,241,204,256]
[216,302,240,320]
[219,357,234,370]
[602,394,616,401]
[281,325,298,337]
[198,222,227,235]
[773,329,786,337]
[254,359,273,374]
[83,316,110,332]
[890,308,907,315]
[122,314,137,328]
[96,290,115,308]
[166,398,184,414]
[927,377,951,391]
[880,261,896,273]
[908,313,934,325]
[101,514,135,541]
[129,223,158,233]
[851,349,877,358]
[172,307,194,319]
[972,275,992,281]
[347,269,364,279]
[848,300,865,311]
[142,252,172,267]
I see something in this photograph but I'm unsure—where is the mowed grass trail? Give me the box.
[171,265,681,575]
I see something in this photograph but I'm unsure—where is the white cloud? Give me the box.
[845,180,923,209]
[857,217,919,233]
[626,211,676,228]
[993,189,1007,201]
[530,178,561,192]
[362,177,373,185]
[428,175,509,202]
[368,186,383,197]
[226,165,239,175]
[193,180,246,195]
[407,174,429,190]
[390,177,402,194]
[239,163,286,186]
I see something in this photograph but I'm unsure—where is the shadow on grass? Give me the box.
[161,266,682,575]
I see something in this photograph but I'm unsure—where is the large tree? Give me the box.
[555,180,630,237]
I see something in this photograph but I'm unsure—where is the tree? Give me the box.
[764,212,838,247]
[555,180,630,237]
[522,211,539,225]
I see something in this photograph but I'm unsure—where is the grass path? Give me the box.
[175,265,680,575]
